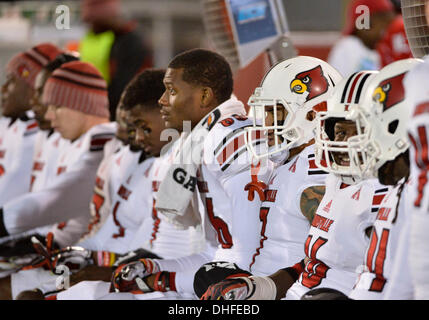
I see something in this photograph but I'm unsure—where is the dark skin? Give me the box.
[5,103,168,300]
[1,73,34,119]
[125,105,167,157]
[378,151,409,186]
[159,68,218,131]
[332,120,360,166]
[31,70,52,131]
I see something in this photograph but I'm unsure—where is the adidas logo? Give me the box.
[352,187,361,201]
[323,200,332,213]
[289,158,298,173]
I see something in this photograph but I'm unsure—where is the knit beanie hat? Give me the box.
[42,61,110,118]
[6,42,64,89]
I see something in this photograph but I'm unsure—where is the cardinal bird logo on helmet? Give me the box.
[372,72,406,111]
[290,65,329,101]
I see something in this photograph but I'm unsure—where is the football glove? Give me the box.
[201,277,255,300]
[111,258,159,293]
[51,246,94,272]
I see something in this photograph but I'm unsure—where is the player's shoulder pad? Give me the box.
[303,146,329,178]
[369,179,391,214]
[205,115,258,173]
[88,122,116,152]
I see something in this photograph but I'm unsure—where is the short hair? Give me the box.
[168,48,233,104]
[121,68,166,111]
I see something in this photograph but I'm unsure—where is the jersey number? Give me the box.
[206,197,233,248]
[301,235,329,288]
[366,228,390,292]
[249,207,270,270]
[220,114,248,127]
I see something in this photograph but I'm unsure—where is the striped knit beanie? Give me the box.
[42,61,109,118]
[6,43,64,89]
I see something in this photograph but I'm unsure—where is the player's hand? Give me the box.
[111,258,159,293]
[51,246,94,272]
[201,277,253,300]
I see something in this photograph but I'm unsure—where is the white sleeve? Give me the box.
[384,215,415,299]
[405,63,429,299]
[2,147,103,236]
[0,128,37,205]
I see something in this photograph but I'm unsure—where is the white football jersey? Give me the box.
[79,141,136,242]
[132,144,205,259]
[350,179,412,300]
[250,145,328,276]
[77,149,154,254]
[402,57,429,299]
[198,109,273,270]
[0,112,38,206]
[0,116,11,138]
[285,174,390,299]
[2,122,116,246]
[30,130,69,192]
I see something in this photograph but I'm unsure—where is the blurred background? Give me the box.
[0,0,385,110]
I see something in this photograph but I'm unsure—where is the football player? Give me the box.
[200,70,392,300]
[9,69,204,300]
[0,61,116,249]
[347,58,422,300]
[0,43,63,208]
[0,53,79,256]
[399,49,429,299]
[105,48,272,299]
[192,56,342,298]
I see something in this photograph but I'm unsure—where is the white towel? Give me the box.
[155,98,247,229]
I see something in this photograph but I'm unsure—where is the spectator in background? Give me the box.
[327,0,395,77]
[79,0,153,120]
[376,0,413,67]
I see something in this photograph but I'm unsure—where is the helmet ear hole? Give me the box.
[388,120,399,134]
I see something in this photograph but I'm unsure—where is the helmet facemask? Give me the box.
[315,107,372,184]
[245,87,315,162]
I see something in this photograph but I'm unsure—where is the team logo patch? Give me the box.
[290,65,329,101]
[372,72,406,111]
[17,64,30,78]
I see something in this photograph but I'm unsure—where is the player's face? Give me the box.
[126,105,167,157]
[1,73,33,118]
[30,71,51,131]
[159,68,204,131]
[45,105,85,141]
[332,120,358,166]
[265,104,288,147]
[115,105,130,146]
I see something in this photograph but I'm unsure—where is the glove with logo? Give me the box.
[201,277,255,300]
[110,258,160,293]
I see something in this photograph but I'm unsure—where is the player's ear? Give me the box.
[200,87,215,109]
